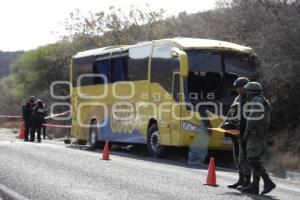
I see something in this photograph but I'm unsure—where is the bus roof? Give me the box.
[73,37,254,59]
[170,38,254,54]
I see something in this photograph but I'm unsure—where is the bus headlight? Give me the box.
[183,122,200,133]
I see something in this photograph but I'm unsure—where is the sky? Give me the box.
[0,0,217,51]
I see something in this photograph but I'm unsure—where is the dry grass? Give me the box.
[267,127,300,172]
[0,121,21,129]
[267,150,300,173]
[0,120,71,139]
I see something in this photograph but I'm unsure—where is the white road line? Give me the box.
[0,182,30,200]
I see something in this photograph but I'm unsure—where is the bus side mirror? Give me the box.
[172,48,188,78]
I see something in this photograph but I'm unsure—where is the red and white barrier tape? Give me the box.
[44,110,71,119]
[0,115,22,119]
[0,110,71,120]
[1,110,72,128]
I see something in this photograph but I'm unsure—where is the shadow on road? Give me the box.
[219,192,279,200]
[66,143,236,173]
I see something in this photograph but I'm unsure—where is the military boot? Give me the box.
[241,173,260,195]
[261,173,276,195]
[237,174,251,190]
[228,172,244,189]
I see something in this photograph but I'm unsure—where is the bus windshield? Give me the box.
[185,50,257,103]
[224,53,257,77]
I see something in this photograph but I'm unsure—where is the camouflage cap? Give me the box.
[245,82,263,96]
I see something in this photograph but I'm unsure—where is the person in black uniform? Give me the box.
[42,104,48,139]
[30,99,46,143]
[22,96,35,141]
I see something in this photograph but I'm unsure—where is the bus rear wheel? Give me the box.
[147,124,167,158]
[89,120,102,150]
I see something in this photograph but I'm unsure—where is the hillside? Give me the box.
[0,51,23,77]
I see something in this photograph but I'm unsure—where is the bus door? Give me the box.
[71,93,79,136]
[150,43,181,145]
[171,72,182,146]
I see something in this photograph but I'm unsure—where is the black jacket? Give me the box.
[22,102,33,124]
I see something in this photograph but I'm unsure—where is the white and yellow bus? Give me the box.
[70,37,257,157]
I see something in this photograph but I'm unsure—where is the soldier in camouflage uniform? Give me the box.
[221,77,251,189]
[241,82,276,195]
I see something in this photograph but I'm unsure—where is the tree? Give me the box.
[0,76,20,115]
[11,41,79,101]
[63,5,166,47]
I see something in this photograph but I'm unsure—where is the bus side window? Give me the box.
[93,59,110,84]
[128,44,151,81]
[72,56,94,87]
[110,57,128,82]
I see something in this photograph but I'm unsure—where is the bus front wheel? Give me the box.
[147,124,168,158]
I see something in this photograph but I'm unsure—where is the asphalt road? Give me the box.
[0,129,299,200]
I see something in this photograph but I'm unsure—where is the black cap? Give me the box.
[29,96,35,102]
[233,77,250,88]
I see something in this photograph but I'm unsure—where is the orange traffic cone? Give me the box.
[203,157,218,186]
[102,141,110,160]
[18,122,25,140]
